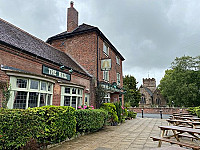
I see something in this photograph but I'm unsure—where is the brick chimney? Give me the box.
[67,1,78,32]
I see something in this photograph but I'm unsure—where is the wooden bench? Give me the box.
[151,136,200,150]
[151,145,190,150]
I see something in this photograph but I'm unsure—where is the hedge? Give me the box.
[75,109,107,133]
[0,109,40,149]
[30,106,76,145]
[0,106,76,149]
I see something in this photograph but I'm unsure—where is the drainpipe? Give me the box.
[97,35,99,86]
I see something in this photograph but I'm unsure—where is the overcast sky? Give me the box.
[0,0,200,86]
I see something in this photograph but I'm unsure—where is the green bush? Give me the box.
[114,102,122,123]
[0,108,41,149]
[100,103,118,125]
[75,109,107,133]
[128,111,137,119]
[0,106,76,149]
[187,106,200,115]
[30,106,76,145]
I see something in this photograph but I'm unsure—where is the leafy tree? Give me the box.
[123,75,141,107]
[95,85,106,108]
[159,55,200,107]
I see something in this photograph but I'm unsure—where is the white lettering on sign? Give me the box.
[43,65,70,81]
[59,72,67,79]
[48,68,56,76]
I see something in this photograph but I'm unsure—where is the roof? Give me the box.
[144,87,153,96]
[0,18,91,77]
[46,23,125,61]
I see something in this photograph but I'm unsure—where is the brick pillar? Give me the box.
[52,83,61,106]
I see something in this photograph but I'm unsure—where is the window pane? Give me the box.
[78,97,82,106]
[28,92,39,108]
[65,87,70,94]
[48,83,52,92]
[72,88,76,94]
[47,94,51,105]
[64,96,70,106]
[41,82,46,91]
[40,93,46,107]
[72,96,76,108]
[16,79,27,88]
[13,91,27,109]
[30,80,39,89]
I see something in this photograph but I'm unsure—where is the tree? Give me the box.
[95,85,106,108]
[159,55,200,107]
[123,75,141,107]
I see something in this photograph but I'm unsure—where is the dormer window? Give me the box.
[103,42,109,56]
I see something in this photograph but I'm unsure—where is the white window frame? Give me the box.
[116,56,120,65]
[103,71,109,82]
[103,93,110,103]
[117,72,120,86]
[61,86,83,109]
[103,42,109,56]
[8,76,53,109]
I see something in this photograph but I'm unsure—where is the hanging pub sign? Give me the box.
[42,65,71,81]
[101,59,111,71]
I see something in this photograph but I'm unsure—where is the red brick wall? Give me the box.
[129,107,188,114]
[0,44,91,107]
[50,32,124,105]
[51,32,98,80]
[98,37,123,87]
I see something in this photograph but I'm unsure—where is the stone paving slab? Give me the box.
[49,118,196,150]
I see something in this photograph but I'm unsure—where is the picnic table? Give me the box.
[151,126,200,150]
[166,119,192,127]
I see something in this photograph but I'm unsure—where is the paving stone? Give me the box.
[50,118,171,150]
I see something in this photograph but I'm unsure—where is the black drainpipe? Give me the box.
[97,35,99,86]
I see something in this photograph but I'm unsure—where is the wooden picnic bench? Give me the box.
[151,136,200,150]
[151,145,189,150]
[151,126,200,149]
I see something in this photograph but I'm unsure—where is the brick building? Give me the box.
[47,2,125,104]
[0,18,92,109]
[139,78,166,107]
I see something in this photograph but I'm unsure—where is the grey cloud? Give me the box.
[0,0,200,85]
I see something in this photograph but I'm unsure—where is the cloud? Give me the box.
[0,0,199,85]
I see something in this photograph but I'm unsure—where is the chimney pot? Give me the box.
[70,1,74,8]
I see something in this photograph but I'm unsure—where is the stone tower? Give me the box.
[143,78,156,93]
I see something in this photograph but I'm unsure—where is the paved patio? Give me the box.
[50,118,173,150]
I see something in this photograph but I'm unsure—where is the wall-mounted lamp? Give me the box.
[60,65,65,70]
[69,68,73,74]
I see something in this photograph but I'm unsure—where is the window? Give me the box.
[117,73,120,85]
[104,93,110,103]
[116,56,120,65]
[10,77,53,109]
[30,80,39,89]
[61,86,83,109]
[103,42,109,56]
[103,71,109,81]
[16,79,27,88]
[84,93,90,105]
[65,87,70,94]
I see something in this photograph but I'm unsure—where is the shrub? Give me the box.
[30,106,76,145]
[100,103,118,125]
[128,111,137,119]
[0,106,76,149]
[114,102,123,123]
[75,109,107,133]
[0,108,41,149]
